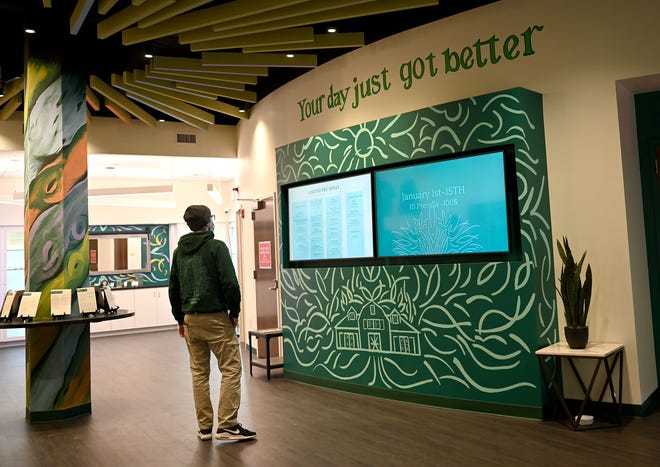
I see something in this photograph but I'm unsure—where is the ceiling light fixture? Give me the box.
[207,183,223,205]
[144,45,154,60]
[25,28,36,34]
[88,198,176,208]
[90,185,174,196]
[327,27,337,33]
[286,53,295,58]
[13,184,174,200]
[0,198,22,206]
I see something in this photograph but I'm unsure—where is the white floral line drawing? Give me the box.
[391,209,482,256]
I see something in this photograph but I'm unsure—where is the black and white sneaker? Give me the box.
[216,423,257,441]
[197,428,213,441]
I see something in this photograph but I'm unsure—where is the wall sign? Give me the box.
[259,241,272,269]
[296,25,544,122]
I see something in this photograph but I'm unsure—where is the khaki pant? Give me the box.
[183,312,241,430]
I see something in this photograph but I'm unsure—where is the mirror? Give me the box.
[89,233,150,275]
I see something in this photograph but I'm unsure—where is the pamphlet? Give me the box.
[1,290,24,319]
[50,289,72,317]
[77,287,99,314]
[17,291,41,318]
[0,291,16,319]
[102,286,118,311]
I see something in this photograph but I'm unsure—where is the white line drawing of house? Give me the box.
[335,302,421,356]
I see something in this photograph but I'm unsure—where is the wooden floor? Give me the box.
[1,331,659,467]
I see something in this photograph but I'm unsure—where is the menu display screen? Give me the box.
[287,173,373,262]
[281,145,519,268]
[374,150,510,257]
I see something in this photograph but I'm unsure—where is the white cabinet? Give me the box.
[90,288,135,333]
[133,288,158,328]
[110,289,135,331]
[90,317,113,333]
[134,287,175,327]
[156,290,176,326]
[90,286,173,334]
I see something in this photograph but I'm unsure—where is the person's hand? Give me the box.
[178,324,185,337]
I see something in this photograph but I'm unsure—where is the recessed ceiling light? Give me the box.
[25,28,36,34]
[145,53,153,59]
[286,53,294,58]
[327,27,337,33]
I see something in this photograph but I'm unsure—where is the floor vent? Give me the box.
[176,133,197,144]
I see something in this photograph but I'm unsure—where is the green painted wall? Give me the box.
[634,91,660,384]
[276,88,556,416]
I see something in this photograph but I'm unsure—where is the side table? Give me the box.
[536,342,624,430]
[248,328,283,380]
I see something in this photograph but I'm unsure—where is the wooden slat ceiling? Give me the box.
[0,0,498,127]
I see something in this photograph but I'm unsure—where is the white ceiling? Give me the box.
[0,151,239,183]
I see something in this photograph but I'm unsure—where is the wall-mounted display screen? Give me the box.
[374,150,511,258]
[286,173,373,263]
[281,145,520,268]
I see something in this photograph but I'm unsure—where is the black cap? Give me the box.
[183,205,212,231]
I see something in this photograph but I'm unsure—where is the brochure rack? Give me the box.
[0,302,134,423]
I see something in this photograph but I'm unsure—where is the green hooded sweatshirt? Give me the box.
[168,230,240,324]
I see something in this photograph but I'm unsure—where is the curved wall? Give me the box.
[276,88,552,416]
[239,0,660,408]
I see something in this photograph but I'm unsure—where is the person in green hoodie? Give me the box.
[169,204,256,442]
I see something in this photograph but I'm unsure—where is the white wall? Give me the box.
[87,117,237,157]
[0,114,238,155]
[87,180,235,225]
[0,116,239,225]
[236,0,660,405]
[0,177,236,226]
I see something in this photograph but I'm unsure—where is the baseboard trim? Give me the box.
[285,371,543,419]
[26,403,92,423]
[639,387,659,417]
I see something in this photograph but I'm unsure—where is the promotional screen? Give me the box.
[374,151,510,257]
[287,173,374,262]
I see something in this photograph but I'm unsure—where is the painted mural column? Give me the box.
[23,33,91,422]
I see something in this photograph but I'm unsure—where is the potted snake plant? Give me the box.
[556,237,592,349]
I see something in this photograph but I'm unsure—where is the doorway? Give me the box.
[252,195,279,358]
[0,226,25,342]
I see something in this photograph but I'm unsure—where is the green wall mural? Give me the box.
[276,88,556,417]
